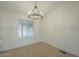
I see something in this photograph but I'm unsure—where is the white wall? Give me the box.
[41,2,79,56]
[0,9,41,51]
[0,1,79,56]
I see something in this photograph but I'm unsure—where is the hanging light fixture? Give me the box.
[28,1,43,20]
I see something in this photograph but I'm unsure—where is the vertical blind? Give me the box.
[18,20,34,39]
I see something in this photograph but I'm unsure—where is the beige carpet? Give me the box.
[0,42,75,57]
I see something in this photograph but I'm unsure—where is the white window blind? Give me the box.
[18,20,34,39]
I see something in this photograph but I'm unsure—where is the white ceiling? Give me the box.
[0,1,63,16]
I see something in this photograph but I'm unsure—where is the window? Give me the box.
[18,20,34,39]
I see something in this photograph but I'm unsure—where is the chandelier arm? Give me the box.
[36,7,40,14]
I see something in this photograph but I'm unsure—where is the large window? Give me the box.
[18,20,34,39]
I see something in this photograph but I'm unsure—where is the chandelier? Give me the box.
[28,1,43,20]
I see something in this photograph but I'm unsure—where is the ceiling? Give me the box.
[0,1,63,16]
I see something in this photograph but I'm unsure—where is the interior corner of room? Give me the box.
[0,1,79,57]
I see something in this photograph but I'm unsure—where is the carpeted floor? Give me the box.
[0,42,75,57]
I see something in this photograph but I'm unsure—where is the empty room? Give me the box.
[0,1,79,57]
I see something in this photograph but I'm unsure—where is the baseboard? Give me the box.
[42,41,78,57]
[0,41,41,52]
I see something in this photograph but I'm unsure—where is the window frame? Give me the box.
[18,19,34,40]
